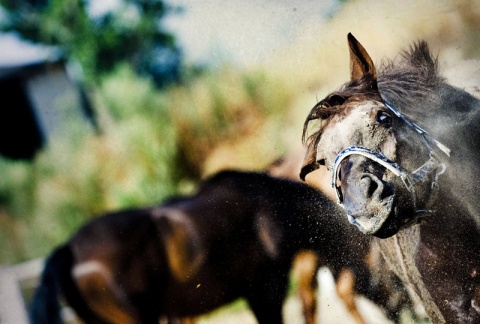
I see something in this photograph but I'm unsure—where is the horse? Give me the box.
[29,170,412,324]
[300,33,480,323]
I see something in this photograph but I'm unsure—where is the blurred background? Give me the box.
[0,0,479,320]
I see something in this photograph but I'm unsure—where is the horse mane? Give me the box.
[377,41,444,106]
[301,79,379,145]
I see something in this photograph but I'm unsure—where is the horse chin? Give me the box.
[352,203,416,239]
[345,195,395,236]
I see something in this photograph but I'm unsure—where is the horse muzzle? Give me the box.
[332,145,447,237]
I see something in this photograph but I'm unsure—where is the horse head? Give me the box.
[301,34,450,238]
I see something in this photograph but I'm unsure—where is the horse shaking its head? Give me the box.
[301,34,450,238]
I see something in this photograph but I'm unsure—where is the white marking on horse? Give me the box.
[72,260,110,280]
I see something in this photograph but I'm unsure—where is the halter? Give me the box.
[330,99,450,214]
[383,100,451,157]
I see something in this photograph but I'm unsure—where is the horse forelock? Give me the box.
[302,80,382,167]
[303,79,378,140]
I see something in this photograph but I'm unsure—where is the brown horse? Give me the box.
[301,33,480,323]
[30,170,412,324]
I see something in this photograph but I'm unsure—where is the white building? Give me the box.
[0,33,95,159]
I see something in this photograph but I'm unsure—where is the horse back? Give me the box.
[187,170,366,267]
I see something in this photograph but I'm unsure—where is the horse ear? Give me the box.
[347,33,377,81]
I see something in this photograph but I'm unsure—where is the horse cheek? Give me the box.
[380,135,397,161]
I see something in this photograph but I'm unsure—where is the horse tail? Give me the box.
[29,244,103,324]
[29,245,70,324]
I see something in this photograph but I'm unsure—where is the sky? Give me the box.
[2,0,476,70]
[162,0,339,67]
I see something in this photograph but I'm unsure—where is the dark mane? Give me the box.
[377,41,444,106]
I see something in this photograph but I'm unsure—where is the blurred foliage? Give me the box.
[0,0,182,86]
[169,66,294,178]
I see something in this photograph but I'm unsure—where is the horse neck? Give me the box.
[420,189,480,246]
[394,84,480,148]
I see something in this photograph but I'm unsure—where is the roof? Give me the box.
[0,32,62,79]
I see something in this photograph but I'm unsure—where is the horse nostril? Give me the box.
[361,175,379,199]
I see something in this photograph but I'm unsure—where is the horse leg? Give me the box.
[336,268,366,324]
[292,251,320,324]
[72,260,138,324]
[246,268,289,324]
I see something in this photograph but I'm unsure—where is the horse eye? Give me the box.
[376,111,392,127]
